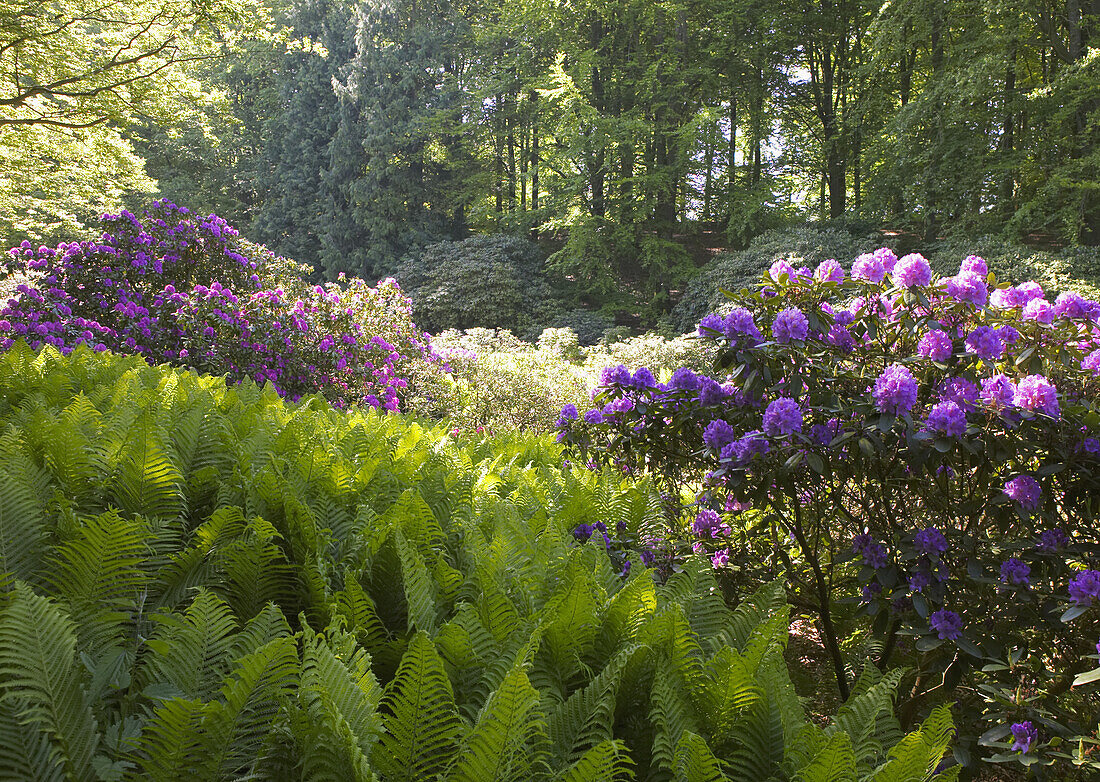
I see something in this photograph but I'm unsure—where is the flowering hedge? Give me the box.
[0,201,440,409]
[559,249,1100,772]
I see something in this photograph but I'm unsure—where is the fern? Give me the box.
[557,740,635,782]
[110,412,185,520]
[49,510,149,660]
[0,432,50,583]
[673,731,727,782]
[447,665,544,782]
[0,699,66,782]
[372,632,462,782]
[0,584,100,781]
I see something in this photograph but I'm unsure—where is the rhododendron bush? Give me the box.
[0,202,440,409]
[559,249,1100,772]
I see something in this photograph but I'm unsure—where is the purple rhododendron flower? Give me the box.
[769,259,797,282]
[990,287,1023,308]
[703,419,737,448]
[873,363,919,415]
[1082,349,1100,376]
[1014,375,1060,417]
[1000,558,1031,586]
[1017,281,1044,302]
[1023,298,1055,323]
[698,377,726,406]
[1054,291,1099,319]
[763,397,803,436]
[1037,529,1068,552]
[668,367,700,392]
[815,259,845,283]
[965,326,1005,361]
[1068,570,1100,605]
[914,528,949,555]
[809,418,842,446]
[632,367,656,388]
[573,524,595,542]
[909,569,933,593]
[852,252,886,283]
[1011,722,1038,754]
[772,307,809,343]
[640,549,656,566]
[584,409,604,424]
[559,404,578,421]
[1004,475,1041,511]
[712,548,730,568]
[929,609,964,640]
[698,313,724,337]
[723,307,762,342]
[693,509,720,537]
[938,377,979,409]
[926,401,966,436]
[892,253,933,287]
[961,255,988,276]
[852,534,889,569]
[722,432,769,465]
[980,374,1016,409]
[918,330,953,362]
[600,364,631,386]
[945,271,988,306]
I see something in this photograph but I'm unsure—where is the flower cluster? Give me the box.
[1,202,442,409]
[556,246,1100,766]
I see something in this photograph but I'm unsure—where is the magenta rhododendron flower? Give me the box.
[892,253,932,287]
[873,363,918,415]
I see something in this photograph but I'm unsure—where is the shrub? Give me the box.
[671,222,884,332]
[393,234,563,335]
[543,306,614,346]
[561,249,1100,773]
[424,328,592,432]
[0,343,958,781]
[0,201,441,410]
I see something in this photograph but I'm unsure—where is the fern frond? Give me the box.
[0,698,66,782]
[0,584,99,781]
[131,697,205,782]
[447,665,544,782]
[110,413,184,520]
[395,529,439,634]
[556,739,635,782]
[198,636,299,780]
[0,432,50,583]
[673,731,727,782]
[49,510,149,659]
[141,589,239,701]
[372,632,462,782]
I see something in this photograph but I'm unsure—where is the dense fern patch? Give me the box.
[0,343,956,780]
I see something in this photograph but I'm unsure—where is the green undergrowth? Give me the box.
[0,343,955,781]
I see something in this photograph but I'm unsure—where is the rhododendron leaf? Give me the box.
[915,637,943,652]
[1071,668,1100,687]
[1061,606,1089,623]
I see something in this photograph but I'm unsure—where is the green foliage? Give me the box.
[671,222,884,332]
[0,0,275,243]
[395,235,563,335]
[0,343,958,779]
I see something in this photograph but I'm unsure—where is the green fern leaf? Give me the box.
[0,699,66,782]
[372,632,462,782]
[110,414,184,520]
[673,731,726,782]
[448,665,544,782]
[0,584,99,781]
[556,739,635,782]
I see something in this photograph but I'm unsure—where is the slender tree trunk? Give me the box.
[727,94,738,214]
[1000,45,1017,212]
